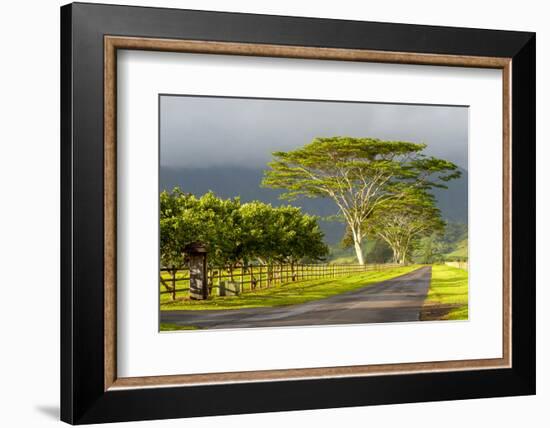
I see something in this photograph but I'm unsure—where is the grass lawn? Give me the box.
[160,265,420,311]
[421,264,468,321]
[159,323,201,331]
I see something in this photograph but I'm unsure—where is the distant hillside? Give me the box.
[161,166,468,244]
[445,238,468,260]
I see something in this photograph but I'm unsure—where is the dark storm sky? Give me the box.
[160,95,469,171]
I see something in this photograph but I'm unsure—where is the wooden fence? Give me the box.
[160,263,400,300]
[445,261,468,270]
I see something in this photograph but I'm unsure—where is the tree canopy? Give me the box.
[262,137,460,264]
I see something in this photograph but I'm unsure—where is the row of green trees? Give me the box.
[160,188,328,271]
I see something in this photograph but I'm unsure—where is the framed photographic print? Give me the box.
[60,2,535,424]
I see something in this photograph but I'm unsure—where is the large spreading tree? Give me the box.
[262,137,460,264]
[362,190,445,264]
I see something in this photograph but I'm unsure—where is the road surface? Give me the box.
[161,266,432,329]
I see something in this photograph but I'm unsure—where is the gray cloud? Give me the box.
[160,95,468,170]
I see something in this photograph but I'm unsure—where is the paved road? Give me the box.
[161,266,432,329]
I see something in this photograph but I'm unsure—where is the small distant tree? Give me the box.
[262,137,460,265]
[420,234,435,264]
[366,239,394,263]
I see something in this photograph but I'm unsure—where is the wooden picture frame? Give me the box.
[61,2,535,424]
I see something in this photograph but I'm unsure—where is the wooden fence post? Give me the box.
[241,266,245,292]
[286,264,289,283]
[171,265,176,301]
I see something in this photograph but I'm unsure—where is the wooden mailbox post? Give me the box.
[184,242,209,300]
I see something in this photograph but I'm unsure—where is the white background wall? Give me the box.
[0,0,546,426]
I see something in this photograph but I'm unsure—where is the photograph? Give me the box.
[159,95,469,331]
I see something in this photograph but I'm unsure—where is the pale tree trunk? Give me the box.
[353,237,365,265]
[392,250,399,264]
[387,244,399,264]
[399,246,407,265]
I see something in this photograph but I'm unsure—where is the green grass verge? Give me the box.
[160,265,420,311]
[422,264,468,321]
[159,323,201,331]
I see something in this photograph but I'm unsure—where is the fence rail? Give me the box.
[445,261,468,270]
[160,263,401,300]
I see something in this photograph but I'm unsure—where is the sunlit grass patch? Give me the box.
[160,323,201,331]
[421,264,468,321]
